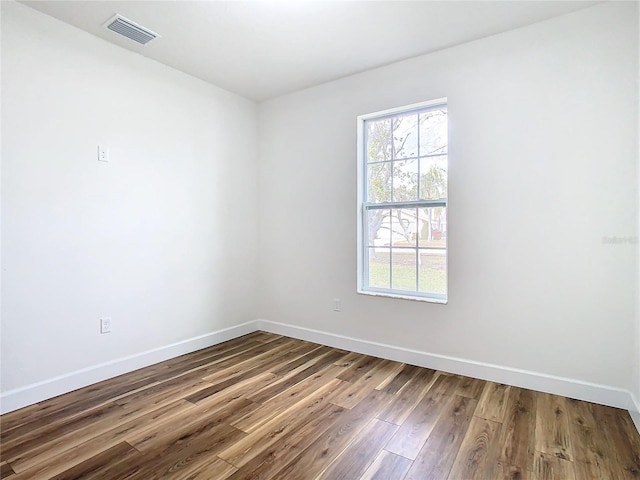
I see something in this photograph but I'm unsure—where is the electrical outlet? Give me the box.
[100,317,112,334]
[98,145,109,162]
[333,298,341,312]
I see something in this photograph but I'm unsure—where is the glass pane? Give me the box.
[418,250,447,294]
[367,209,391,246]
[366,118,392,162]
[367,162,391,203]
[367,247,390,288]
[419,157,447,200]
[392,159,418,202]
[392,113,419,159]
[391,248,417,291]
[390,208,417,247]
[417,207,447,247]
[419,108,447,156]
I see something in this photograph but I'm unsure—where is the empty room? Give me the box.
[1,0,639,479]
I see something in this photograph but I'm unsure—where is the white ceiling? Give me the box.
[21,1,599,102]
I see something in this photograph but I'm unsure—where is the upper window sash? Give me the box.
[360,102,446,123]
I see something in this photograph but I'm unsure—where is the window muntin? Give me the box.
[358,100,447,302]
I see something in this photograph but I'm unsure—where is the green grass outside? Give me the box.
[368,262,446,294]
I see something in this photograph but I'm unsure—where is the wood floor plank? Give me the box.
[250,332,283,343]
[232,367,343,433]
[377,368,437,425]
[317,418,398,480]
[532,451,575,480]
[5,373,156,425]
[384,392,452,460]
[359,450,413,480]
[9,400,194,479]
[218,378,342,468]
[428,373,461,396]
[117,378,214,411]
[565,397,598,428]
[325,359,402,408]
[377,363,421,394]
[185,371,278,412]
[534,392,573,462]
[618,410,640,455]
[274,389,395,480]
[336,355,384,383]
[0,463,15,479]
[126,423,246,479]
[498,387,536,472]
[329,379,376,410]
[0,376,159,446]
[0,404,43,435]
[127,396,253,452]
[169,457,237,480]
[573,458,622,480]
[196,340,302,392]
[5,382,215,474]
[568,412,625,478]
[447,416,502,480]
[223,402,346,480]
[2,333,638,480]
[268,344,332,377]
[247,348,345,404]
[169,339,274,374]
[47,441,139,480]
[192,340,302,400]
[592,403,640,479]
[2,402,125,462]
[357,359,406,390]
[224,400,340,470]
[333,351,362,368]
[494,462,530,480]
[146,338,266,384]
[404,395,477,480]
[455,376,487,400]
[476,381,511,423]
[196,339,293,384]
[6,397,191,474]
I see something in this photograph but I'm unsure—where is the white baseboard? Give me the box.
[630,394,640,435]
[3,317,639,438]
[0,321,259,414]
[257,319,635,413]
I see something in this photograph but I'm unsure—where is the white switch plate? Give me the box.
[333,298,341,312]
[98,145,109,162]
[100,317,112,334]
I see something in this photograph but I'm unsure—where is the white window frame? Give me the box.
[357,98,448,303]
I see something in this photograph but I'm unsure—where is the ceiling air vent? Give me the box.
[104,14,159,45]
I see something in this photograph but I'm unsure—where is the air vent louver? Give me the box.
[105,14,158,45]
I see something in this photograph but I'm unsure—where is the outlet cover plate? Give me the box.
[100,317,112,334]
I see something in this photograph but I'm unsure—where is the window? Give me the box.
[357,99,448,303]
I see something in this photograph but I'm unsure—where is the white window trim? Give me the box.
[356,98,448,304]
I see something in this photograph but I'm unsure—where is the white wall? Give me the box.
[636,3,640,418]
[636,7,640,415]
[1,2,258,392]
[636,168,640,419]
[258,2,638,391]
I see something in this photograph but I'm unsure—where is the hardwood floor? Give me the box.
[1,331,639,479]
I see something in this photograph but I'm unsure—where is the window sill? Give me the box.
[357,289,448,304]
